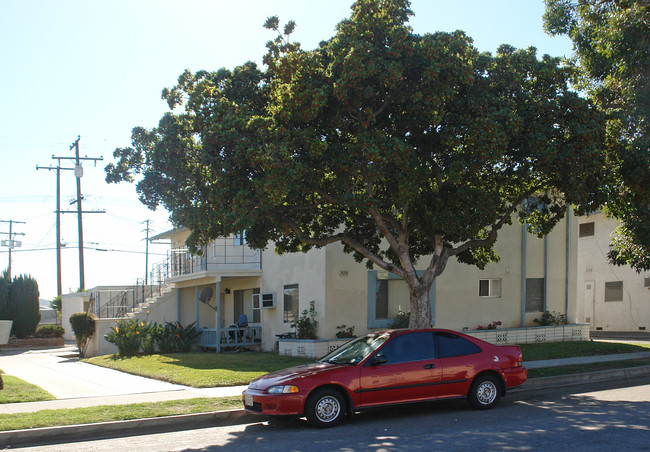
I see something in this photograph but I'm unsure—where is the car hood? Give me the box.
[247,362,341,391]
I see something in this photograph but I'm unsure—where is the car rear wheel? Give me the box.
[468,374,501,409]
[305,388,346,428]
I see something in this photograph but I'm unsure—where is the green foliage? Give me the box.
[391,310,410,329]
[107,0,609,328]
[335,324,356,338]
[104,319,199,357]
[50,295,62,314]
[544,0,650,271]
[69,312,96,358]
[0,273,40,338]
[35,324,65,338]
[533,310,567,326]
[105,319,144,357]
[291,301,318,339]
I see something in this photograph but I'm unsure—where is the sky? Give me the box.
[0,0,573,302]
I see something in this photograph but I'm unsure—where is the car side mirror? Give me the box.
[369,353,388,366]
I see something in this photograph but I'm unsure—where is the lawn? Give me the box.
[519,340,650,361]
[0,370,55,404]
[0,397,241,432]
[84,352,314,387]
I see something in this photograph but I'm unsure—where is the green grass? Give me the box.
[528,357,650,378]
[0,397,241,432]
[519,340,650,361]
[0,373,55,404]
[84,352,314,387]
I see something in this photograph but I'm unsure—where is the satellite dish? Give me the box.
[199,287,213,303]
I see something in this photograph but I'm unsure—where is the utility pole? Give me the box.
[143,220,150,286]
[36,161,75,297]
[52,136,103,291]
[0,219,26,280]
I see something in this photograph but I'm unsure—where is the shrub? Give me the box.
[291,301,318,339]
[153,321,199,353]
[69,312,96,357]
[336,324,356,338]
[534,311,566,326]
[391,310,410,329]
[1,274,40,338]
[104,319,143,357]
[35,324,65,338]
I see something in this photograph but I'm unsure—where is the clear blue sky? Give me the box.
[0,0,572,301]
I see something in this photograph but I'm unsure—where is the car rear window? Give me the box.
[435,332,482,358]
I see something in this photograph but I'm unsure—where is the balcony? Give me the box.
[152,237,262,284]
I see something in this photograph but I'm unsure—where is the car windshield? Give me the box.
[318,334,390,365]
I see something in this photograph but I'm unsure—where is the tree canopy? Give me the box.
[107,0,608,327]
[544,0,650,271]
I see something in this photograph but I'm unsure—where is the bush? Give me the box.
[0,273,40,338]
[69,312,96,357]
[534,311,566,326]
[35,324,65,338]
[291,301,318,339]
[391,310,410,329]
[105,319,143,357]
[153,321,199,353]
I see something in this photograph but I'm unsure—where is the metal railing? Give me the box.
[198,326,262,352]
[88,279,169,319]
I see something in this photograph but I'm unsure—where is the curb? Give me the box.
[2,366,650,448]
[0,409,260,449]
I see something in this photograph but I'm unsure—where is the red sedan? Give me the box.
[242,328,527,427]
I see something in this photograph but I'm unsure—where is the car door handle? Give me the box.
[423,363,435,369]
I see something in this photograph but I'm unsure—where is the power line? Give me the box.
[0,219,26,279]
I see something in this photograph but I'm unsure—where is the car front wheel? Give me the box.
[468,374,501,409]
[305,388,346,428]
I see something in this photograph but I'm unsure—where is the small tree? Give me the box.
[69,312,96,358]
[9,275,40,338]
[291,301,318,339]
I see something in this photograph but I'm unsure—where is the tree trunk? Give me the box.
[408,282,433,329]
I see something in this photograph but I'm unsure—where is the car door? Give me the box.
[358,331,441,407]
[434,331,484,398]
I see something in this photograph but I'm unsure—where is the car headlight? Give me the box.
[266,385,299,394]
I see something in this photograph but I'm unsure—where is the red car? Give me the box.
[242,328,527,427]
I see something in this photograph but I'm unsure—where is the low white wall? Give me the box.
[278,338,353,358]
[61,293,87,342]
[85,318,119,357]
[0,320,12,344]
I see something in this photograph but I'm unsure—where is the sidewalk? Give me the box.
[0,345,246,415]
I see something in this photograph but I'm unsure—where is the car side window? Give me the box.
[375,332,435,364]
[435,332,482,358]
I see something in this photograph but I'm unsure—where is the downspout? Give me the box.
[544,234,549,312]
[216,280,221,353]
[521,223,527,327]
[177,288,181,322]
[195,286,200,332]
[565,206,572,322]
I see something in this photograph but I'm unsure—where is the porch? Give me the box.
[198,325,262,352]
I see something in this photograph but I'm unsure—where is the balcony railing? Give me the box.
[198,326,262,352]
[152,237,262,280]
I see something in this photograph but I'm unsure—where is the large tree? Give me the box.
[107,0,608,328]
[544,0,650,271]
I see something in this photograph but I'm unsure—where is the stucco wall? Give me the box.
[577,213,650,331]
[61,292,87,342]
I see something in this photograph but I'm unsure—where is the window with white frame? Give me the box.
[478,279,501,298]
[283,284,299,323]
[604,281,623,302]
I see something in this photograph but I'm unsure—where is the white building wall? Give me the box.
[577,212,650,331]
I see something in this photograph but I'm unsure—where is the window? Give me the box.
[478,279,501,298]
[435,332,482,358]
[375,277,410,320]
[604,281,623,302]
[233,231,246,246]
[525,278,544,312]
[376,332,435,364]
[283,284,299,322]
[644,277,650,288]
[579,222,595,237]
